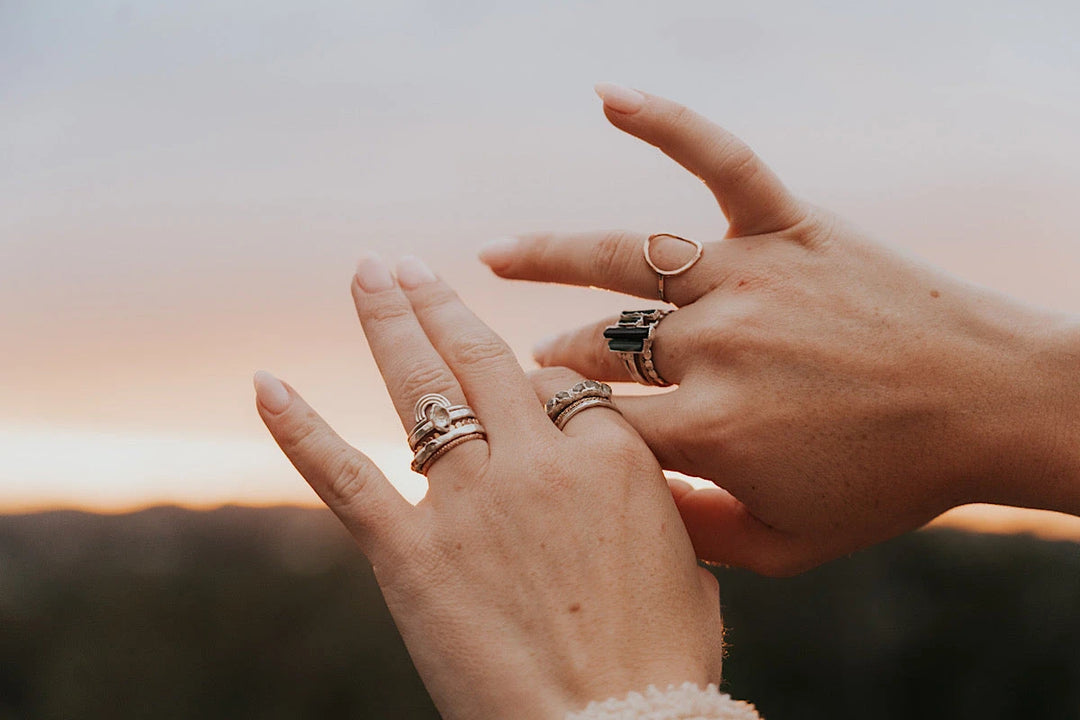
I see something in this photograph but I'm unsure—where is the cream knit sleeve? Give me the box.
[565,683,762,720]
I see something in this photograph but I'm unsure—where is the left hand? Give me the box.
[255,255,724,719]
[480,86,1076,576]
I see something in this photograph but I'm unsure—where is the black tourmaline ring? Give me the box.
[602,309,672,386]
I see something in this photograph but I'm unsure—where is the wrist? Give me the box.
[975,312,1080,516]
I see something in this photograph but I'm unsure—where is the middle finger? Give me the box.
[533,313,691,386]
[351,255,474,438]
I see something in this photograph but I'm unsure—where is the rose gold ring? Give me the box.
[643,233,703,303]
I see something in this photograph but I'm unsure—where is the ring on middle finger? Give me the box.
[602,309,672,387]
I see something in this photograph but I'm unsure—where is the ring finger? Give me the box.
[351,254,488,478]
[526,366,626,438]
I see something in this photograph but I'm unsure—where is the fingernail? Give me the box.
[594,82,645,114]
[355,254,395,293]
[254,370,291,413]
[477,238,518,270]
[532,334,558,363]
[396,255,437,289]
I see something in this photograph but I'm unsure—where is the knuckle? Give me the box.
[405,281,453,313]
[451,334,510,372]
[398,363,458,403]
[283,413,326,457]
[326,450,375,506]
[664,102,697,134]
[364,299,413,326]
[590,231,634,279]
[715,140,760,184]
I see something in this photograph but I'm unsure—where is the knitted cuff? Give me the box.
[565,683,762,720]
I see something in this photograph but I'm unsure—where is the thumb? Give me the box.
[594,83,805,238]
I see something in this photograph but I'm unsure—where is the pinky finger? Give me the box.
[667,479,805,577]
[254,371,417,561]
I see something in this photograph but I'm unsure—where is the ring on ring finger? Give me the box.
[544,380,620,430]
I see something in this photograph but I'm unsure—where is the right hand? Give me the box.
[483,87,1080,576]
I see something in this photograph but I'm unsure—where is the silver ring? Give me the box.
[411,422,486,474]
[644,233,703,303]
[551,396,618,430]
[408,405,478,451]
[545,380,619,429]
[544,380,612,418]
[409,393,486,474]
[602,309,672,387]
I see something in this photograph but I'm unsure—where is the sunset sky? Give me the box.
[3,1,1080,536]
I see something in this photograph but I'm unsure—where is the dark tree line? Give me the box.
[0,506,1077,719]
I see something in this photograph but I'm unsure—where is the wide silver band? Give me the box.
[409,393,486,474]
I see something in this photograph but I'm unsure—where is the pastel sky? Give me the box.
[2,1,1080,536]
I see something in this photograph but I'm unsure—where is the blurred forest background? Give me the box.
[0,507,1077,719]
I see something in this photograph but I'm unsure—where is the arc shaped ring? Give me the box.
[408,393,486,474]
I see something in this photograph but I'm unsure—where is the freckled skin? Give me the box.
[494,90,1080,576]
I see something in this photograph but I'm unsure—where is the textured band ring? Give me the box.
[544,380,613,419]
[602,309,672,387]
[409,393,486,474]
[551,395,618,430]
[411,422,487,474]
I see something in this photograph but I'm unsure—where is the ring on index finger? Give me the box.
[644,233,703,303]
[409,393,487,475]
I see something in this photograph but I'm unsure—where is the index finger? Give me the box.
[480,230,722,307]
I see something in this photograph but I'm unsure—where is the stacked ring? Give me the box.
[409,393,486,474]
[602,309,672,386]
[545,380,619,430]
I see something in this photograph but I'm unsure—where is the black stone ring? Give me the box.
[602,309,672,386]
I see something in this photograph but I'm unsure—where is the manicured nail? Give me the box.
[355,254,395,293]
[532,334,558,363]
[478,238,518,270]
[594,82,645,114]
[396,256,437,289]
[254,371,291,413]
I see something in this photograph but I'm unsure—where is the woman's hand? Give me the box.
[255,255,724,719]
[480,86,1080,576]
